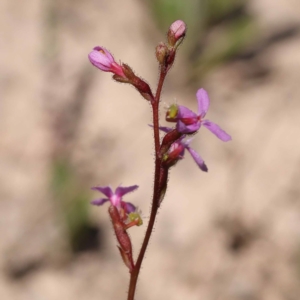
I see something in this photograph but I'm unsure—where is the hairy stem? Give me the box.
[127,69,167,300]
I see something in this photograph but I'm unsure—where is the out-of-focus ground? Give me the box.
[1,0,300,299]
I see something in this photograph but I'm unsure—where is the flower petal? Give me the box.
[115,185,139,197]
[149,124,174,133]
[91,198,109,206]
[122,201,136,214]
[177,105,198,119]
[159,126,173,133]
[169,20,186,40]
[88,46,116,71]
[186,146,208,172]
[93,46,114,61]
[181,137,194,147]
[176,120,200,134]
[196,88,210,117]
[88,50,112,71]
[202,120,231,142]
[91,186,113,198]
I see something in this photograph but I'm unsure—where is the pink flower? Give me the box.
[91,185,138,214]
[88,46,125,77]
[167,88,232,141]
[168,20,186,46]
[169,20,186,40]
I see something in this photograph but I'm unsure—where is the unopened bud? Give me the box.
[159,129,183,158]
[88,46,126,77]
[156,42,169,64]
[162,141,185,168]
[167,20,186,47]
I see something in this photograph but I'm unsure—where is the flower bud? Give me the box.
[167,20,186,47]
[159,128,183,158]
[155,42,169,65]
[162,141,185,168]
[88,46,125,77]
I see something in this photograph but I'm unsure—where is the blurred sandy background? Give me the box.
[1,0,300,299]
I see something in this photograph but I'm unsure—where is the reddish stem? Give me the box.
[127,69,167,300]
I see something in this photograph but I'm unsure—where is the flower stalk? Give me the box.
[87,19,231,300]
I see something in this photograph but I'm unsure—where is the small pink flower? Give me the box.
[91,185,138,214]
[88,46,125,77]
[167,88,232,141]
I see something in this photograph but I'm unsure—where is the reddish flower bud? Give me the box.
[167,20,186,47]
[158,126,208,172]
[159,128,183,158]
[162,141,185,168]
